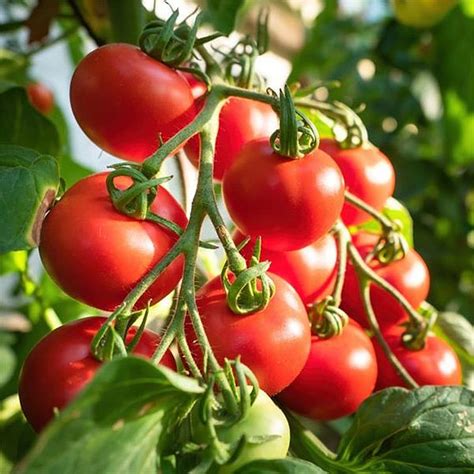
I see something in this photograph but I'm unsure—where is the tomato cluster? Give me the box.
[19,41,461,459]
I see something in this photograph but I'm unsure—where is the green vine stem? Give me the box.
[331,221,349,306]
[344,190,395,232]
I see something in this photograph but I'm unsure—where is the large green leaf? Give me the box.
[236,458,327,474]
[203,0,245,35]
[0,87,60,156]
[337,386,474,472]
[0,146,59,253]
[14,357,204,474]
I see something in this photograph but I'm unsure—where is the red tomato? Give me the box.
[179,71,208,100]
[186,273,311,396]
[234,230,337,305]
[278,320,377,420]
[70,43,196,162]
[39,172,187,311]
[341,232,430,329]
[19,316,176,432]
[184,97,279,181]
[319,138,395,226]
[223,139,344,251]
[373,327,462,389]
[26,82,54,114]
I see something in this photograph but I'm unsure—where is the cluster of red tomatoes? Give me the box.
[19,43,461,434]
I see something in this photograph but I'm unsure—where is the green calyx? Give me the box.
[309,296,349,338]
[270,85,319,158]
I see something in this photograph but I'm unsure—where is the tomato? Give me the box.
[26,82,54,114]
[39,172,187,311]
[193,389,289,473]
[186,273,311,396]
[19,316,176,432]
[341,232,430,329]
[319,138,395,226]
[373,327,462,389]
[234,230,337,305]
[278,320,377,420]
[179,71,208,100]
[70,43,196,162]
[223,139,345,251]
[184,97,279,181]
[392,0,457,28]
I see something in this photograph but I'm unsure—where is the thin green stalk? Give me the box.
[331,221,349,306]
[344,190,394,231]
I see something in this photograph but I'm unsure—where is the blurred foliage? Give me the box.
[290,0,473,321]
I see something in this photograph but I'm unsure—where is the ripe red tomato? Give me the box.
[39,172,187,311]
[278,320,377,420]
[234,230,337,305]
[179,71,208,100]
[341,232,430,329]
[26,82,54,114]
[70,43,196,162]
[319,138,395,226]
[19,316,176,432]
[184,96,279,181]
[223,139,345,251]
[186,273,311,396]
[373,327,462,389]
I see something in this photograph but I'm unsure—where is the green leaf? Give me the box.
[460,0,474,17]
[0,251,27,275]
[337,386,474,472]
[354,197,414,246]
[0,343,16,387]
[203,0,245,35]
[0,146,59,253]
[107,0,145,44]
[14,357,204,474]
[235,458,328,474]
[0,87,60,156]
[434,312,474,389]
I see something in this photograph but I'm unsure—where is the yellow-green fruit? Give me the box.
[194,389,290,473]
[392,0,458,28]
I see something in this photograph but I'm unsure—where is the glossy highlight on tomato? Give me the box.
[341,232,430,329]
[19,317,176,432]
[26,82,54,114]
[185,96,279,181]
[319,138,395,226]
[223,138,345,251]
[278,319,377,420]
[373,327,462,389]
[39,172,187,311]
[234,230,337,305]
[70,43,196,161]
[186,273,311,395]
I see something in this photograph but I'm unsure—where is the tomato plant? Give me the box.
[341,232,430,329]
[278,320,377,420]
[223,138,345,251]
[18,316,175,432]
[26,83,54,114]
[319,138,395,226]
[39,172,187,311]
[185,97,279,181]
[186,273,311,396]
[234,230,337,305]
[193,389,290,473]
[70,43,196,161]
[373,326,462,389]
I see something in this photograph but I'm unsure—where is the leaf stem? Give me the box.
[344,190,394,231]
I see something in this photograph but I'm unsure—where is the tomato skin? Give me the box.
[186,273,311,396]
[26,83,54,114]
[319,138,395,226]
[70,43,196,162]
[341,232,430,329]
[278,320,377,420]
[223,139,345,251]
[19,316,175,432]
[179,71,208,100]
[234,230,337,305]
[185,97,279,181]
[39,172,187,311]
[373,327,462,389]
[193,389,290,473]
